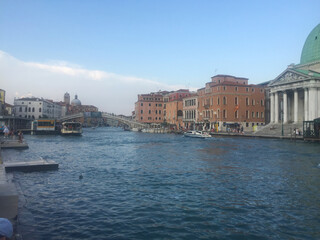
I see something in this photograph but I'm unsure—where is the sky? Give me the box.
[1,0,320,115]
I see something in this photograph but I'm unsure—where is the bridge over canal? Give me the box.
[59,112,148,129]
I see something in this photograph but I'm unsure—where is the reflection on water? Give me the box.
[2,127,320,240]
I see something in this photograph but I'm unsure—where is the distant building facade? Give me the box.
[13,97,62,119]
[196,75,265,131]
[182,94,198,130]
[0,89,5,115]
[164,90,190,129]
[134,92,166,124]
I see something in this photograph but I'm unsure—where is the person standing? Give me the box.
[3,126,9,138]
[18,131,23,143]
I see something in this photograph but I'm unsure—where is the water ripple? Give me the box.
[2,127,320,240]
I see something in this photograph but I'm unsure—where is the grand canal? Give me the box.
[3,127,320,240]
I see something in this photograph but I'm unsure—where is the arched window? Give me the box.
[223,97,227,105]
[177,110,183,117]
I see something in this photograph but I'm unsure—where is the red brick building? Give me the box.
[197,75,265,131]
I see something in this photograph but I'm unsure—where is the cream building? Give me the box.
[268,23,320,124]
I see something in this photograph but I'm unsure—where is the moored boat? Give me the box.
[184,131,211,138]
[61,122,82,136]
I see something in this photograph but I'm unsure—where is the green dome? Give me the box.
[300,24,320,64]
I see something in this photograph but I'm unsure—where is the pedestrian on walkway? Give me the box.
[18,131,23,143]
[3,126,9,138]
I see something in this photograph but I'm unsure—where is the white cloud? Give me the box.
[0,50,192,115]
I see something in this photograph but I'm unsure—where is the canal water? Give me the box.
[2,127,320,240]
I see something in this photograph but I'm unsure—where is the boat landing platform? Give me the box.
[5,160,59,172]
[0,140,29,149]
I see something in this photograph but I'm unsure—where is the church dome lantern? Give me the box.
[71,94,82,106]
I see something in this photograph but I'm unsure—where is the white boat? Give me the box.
[61,122,83,136]
[184,131,211,138]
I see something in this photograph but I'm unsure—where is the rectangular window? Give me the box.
[246,88,249,92]
[223,110,227,118]
[149,110,151,114]
[246,98,249,106]
[261,112,264,118]
[141,110,143,114]
[252,112,255,118]
[235,97,238,105]
[252,99,255,106]
[141,103,143,106]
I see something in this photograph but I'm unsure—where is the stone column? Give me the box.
[315,88,318,119]
[318,88,320,118]
[309,87,318,120]
[304,88,308,121]
[274,92,279,123]
[283,91,288,123]
[294,89,298,123]
[270,92,275,123]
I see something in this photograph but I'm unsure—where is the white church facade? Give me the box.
[268,24,320,124]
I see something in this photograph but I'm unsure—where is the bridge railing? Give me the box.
[59,113,84,122]
[101,112,147,128]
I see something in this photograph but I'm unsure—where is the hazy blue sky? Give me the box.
[1,0,320,114]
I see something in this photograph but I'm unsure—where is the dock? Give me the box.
[0,140,29,149]
[0,159,18,220]
[5,160,59,172]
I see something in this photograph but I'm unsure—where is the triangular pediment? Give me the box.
[269,69,309,87]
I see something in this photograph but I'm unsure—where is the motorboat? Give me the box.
[61,122,83,136]
[184,131,211,138]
